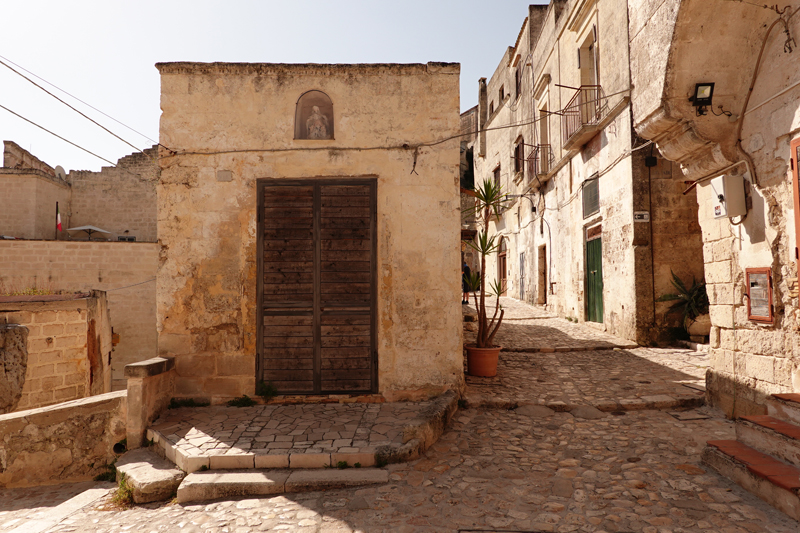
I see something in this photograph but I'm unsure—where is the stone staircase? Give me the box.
[702,393,800,520]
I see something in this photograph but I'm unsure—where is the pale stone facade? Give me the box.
[156,62,463,402]
[466,1,704,344]
[1,141,158,242]
[629,0,800,414]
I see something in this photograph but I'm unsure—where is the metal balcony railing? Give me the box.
[526,144,553,182]
[561,85,607,148]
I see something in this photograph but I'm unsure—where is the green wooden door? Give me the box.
[586,236,603,323]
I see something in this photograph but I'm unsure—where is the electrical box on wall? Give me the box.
[710,174,746,219]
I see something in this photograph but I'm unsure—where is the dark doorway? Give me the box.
[586,225,603,323]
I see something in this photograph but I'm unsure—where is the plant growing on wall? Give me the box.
[462,178,510,376]
[656,270,709,331]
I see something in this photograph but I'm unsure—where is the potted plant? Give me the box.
[656,270,710,339]
[463,178,509,377]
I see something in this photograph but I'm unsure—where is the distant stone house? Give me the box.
[463,1,705,344]
[155,62,464,403]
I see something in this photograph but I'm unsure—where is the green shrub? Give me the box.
[168,397,210,409]
[227,395,256,407]
[256,380,278,400]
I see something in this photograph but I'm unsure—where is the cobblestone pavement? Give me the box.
[39,408,800,532]
[150,402,425,464]
[4,296,798,531]
[464,297,639,352]
[465,297,708,410]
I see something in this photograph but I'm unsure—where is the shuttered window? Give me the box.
[582,176,600,218]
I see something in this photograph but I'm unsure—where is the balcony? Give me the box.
[561,85,608,151]
[526,144,554,184]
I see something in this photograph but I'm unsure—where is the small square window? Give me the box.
[489,101,494,115]
[582,177,599,218]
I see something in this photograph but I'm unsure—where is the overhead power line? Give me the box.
[0,57,144,154]
[0,103,117,166]
[0,53,160,147]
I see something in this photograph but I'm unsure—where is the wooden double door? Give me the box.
[257,179,377,394]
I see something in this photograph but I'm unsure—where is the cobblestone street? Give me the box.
[1,298,798,532]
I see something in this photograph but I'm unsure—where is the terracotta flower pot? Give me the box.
[465,344,501,377]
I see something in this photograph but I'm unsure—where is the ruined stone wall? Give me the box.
[0,391,126,488]
[0,294,112,412]
[3,140,55,174]
[0,241,157,390]
[156,62,463,402]
[68,147,158,242]
[0,171,70,240]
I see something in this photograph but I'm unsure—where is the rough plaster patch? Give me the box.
[0,325,28,414]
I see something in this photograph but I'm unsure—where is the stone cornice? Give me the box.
[155,62,460,76]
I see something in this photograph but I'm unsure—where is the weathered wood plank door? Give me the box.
[257,179,377,394]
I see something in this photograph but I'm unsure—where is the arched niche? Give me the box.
[294,90,334,140]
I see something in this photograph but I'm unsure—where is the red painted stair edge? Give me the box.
[707,440,800,492]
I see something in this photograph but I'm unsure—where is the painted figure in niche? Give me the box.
[306,106,330,139]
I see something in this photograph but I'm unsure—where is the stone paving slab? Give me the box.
[39,408,800,532]
[464,296,709,412]
[0,481,113,533]
[149,391,457,473]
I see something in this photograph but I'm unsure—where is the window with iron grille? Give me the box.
[582,176,599,218]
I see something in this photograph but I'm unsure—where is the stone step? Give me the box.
[737,415,800,468]
[176,468,389,503]
[702,440,800,521]
[115,448,186,504]
[768,394,800,426]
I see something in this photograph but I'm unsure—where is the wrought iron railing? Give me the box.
[526,144,553,182]
[561,85,606,147]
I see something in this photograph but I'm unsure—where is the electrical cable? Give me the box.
[0,58,145,155]
[0,53,164,148]
[0,103,117,166]
[104,278,156,292]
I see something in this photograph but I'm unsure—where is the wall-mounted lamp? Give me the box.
[689,82,715,116]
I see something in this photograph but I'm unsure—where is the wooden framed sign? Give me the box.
[746,268,773,323]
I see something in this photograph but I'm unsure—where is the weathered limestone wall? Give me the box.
[3,140,56,174]
[0,241,158,389]
[629,0,800,414]
[68,147,159,242]
[0,324,28,413]
[156,62,463,401]
[0,294,112,412]
[0,391,126,488]
[0,171,70,240]
[471,0,701,344]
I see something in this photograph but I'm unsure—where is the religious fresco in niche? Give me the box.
[294,90,334,140]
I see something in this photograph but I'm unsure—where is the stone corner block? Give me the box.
[209,453,255,470]
[115,448,185,504]
[124,357,175,378]
[254,453,290,469]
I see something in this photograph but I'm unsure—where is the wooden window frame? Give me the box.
[745,267,773,323]
[791,137,800,281]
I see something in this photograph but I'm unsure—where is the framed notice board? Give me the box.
[746,268,773,323]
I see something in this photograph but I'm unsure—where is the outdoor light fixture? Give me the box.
[689,82,715,116]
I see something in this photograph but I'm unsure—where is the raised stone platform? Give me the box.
[147,391,457,473]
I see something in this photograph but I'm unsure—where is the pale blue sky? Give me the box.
[1,0,545,171]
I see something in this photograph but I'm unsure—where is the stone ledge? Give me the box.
[116,448,185,504]
[176,468,389,503]
[124,357,175,378]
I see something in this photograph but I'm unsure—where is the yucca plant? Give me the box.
[463,178,512,348]
[656,270,709,331]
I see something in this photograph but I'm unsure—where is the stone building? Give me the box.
[465,1,704,344]
[155,62,463,403]
[629,0,800,414]
[0,142,159,390]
